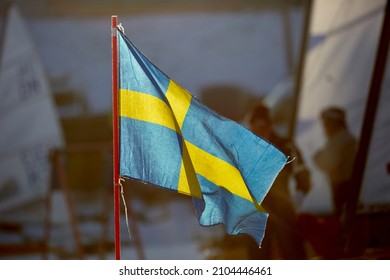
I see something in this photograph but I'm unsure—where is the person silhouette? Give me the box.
[298,106,360,259]
[313,106,358,218]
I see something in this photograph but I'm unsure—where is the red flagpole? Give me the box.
[111,15,121,260]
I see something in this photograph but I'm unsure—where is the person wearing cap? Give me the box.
[243,102,311,259]
[313,106,358,217]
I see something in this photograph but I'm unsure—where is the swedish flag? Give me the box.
[118,30,286,246]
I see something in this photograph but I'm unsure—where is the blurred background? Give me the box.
[0,0,389,259]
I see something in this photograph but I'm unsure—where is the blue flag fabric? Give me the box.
[118,30,287,246]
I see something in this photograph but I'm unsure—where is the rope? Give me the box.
[118,177,132,241]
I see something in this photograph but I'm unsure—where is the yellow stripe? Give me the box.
[177,142,202,199]
[165,80,192,129]
[185,140,252,201]
[165,81,201,196]
[120,89,177,131]
[186,140,265,211]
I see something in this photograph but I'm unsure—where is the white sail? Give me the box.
[297,0,388,213]
[0,5,64,215]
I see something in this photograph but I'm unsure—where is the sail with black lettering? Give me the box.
[0,4,64,215]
